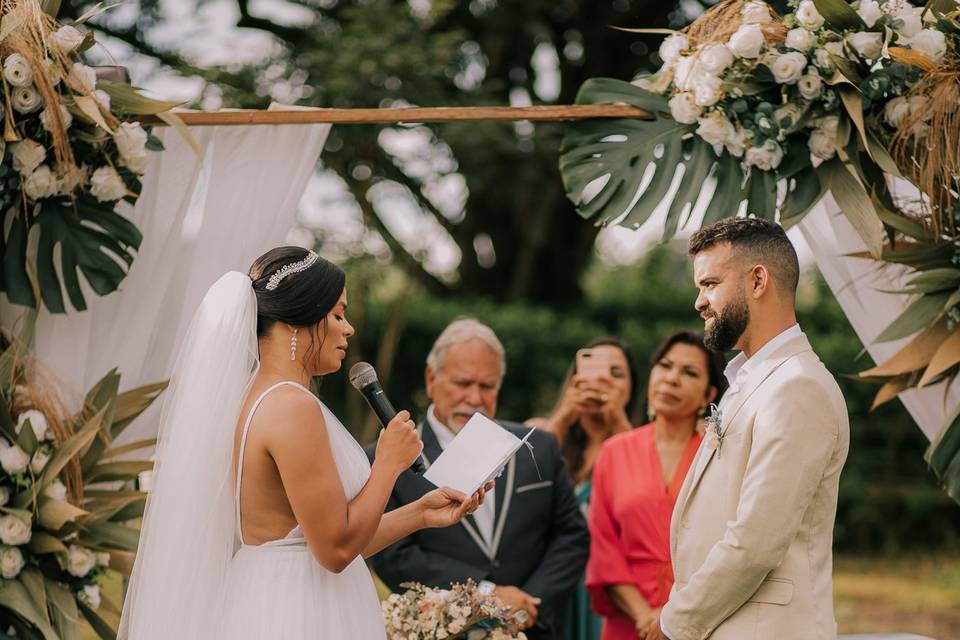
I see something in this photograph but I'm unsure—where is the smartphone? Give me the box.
[576,348,614,381]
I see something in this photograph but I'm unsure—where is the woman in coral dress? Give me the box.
[586,331,727,640]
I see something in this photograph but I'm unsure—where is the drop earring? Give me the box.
[290,329,298,361]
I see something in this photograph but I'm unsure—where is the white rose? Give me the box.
[796,0,825,29]
[847,32,883,60]
[40,105,72,133]
[884,95,910,127]
[809,127,837,159]
[798,70,823,99]
[910,29,947,64]
[786,28,816,52]
[0,546,24,579]
[815,115,841,137]
[96,551,110,567]
[857,0,884,28]
[698,44,735,75]
[2,53,32,88]
[894,8,923,38]
[24,166,59,201]
[44,480,68,502]
[674,56,697,91]
[668,92,702,124]
[693,75,723,106]
[742,1,772,24]
[659,34,689,64]
[0,441,30,476]
[0,515,31,546]
[771,51,807,84]
[66,545,97,578]
[774,104,802,131]
[724,126,754,157]
[30,446,52,475]
[52,25,85,53]
[89,166,127,202]
[68,63,97,94]
[744,139,784,170]
[12,86,42,114]
[78,584,101,610]
[696,111,736,146]
[814,48,836,72]
[10,140,46,175]
[16,409,50,441]
[113,122,149,172]
[907,94,930,134]
[728,24,766,59]
[0,487,9,508]
[93,89,111,110]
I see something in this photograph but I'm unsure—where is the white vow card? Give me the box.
[423,414,535,495]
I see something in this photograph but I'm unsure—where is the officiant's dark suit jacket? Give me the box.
[366,420,588,640]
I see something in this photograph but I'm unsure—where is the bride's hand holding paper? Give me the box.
[417,481,495,529]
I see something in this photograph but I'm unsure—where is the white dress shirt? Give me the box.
[426,405,496,546]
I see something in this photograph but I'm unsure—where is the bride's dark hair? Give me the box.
[249,247,345,366]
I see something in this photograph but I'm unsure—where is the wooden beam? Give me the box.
[137,104,652,126]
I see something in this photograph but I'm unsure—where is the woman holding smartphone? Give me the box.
[533,337,640,640]
[585,331,726,640]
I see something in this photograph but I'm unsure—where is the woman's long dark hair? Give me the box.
[248,246,345,369]
[559,337,639,479]
[639,330,729,424]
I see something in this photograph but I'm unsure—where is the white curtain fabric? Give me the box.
[793,195,958,441]
[1,118,330,443]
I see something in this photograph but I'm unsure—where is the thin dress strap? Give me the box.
[235,380,315,545]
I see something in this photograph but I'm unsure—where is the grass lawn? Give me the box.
[84,553,960,639]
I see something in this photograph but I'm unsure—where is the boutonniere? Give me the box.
[706,403,725,458]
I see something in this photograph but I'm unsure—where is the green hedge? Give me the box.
[319,246,960,553]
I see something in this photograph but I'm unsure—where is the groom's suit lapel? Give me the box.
[680,334,814,507]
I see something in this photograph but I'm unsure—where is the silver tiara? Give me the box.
[265,252,320,291]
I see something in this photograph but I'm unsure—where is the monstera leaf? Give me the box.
[561,79,759,240]
[1,195,143,313]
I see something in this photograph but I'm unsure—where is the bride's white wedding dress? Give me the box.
[219,380,387,639]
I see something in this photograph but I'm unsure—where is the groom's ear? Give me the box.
[748,264,771,299]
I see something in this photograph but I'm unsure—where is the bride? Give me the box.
[120,246,486,639]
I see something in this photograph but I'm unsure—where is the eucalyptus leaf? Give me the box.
[814,0,867,31]
[874,292,950,343]
[926,402,960,504]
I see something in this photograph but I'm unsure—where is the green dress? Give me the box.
[563,479,604,640]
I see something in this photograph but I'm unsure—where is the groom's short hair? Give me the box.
[688,217,800,295]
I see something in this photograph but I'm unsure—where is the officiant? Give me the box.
[366,318,589,639]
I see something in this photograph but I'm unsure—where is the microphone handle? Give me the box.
[366,386,426,474]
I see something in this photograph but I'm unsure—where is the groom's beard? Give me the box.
[704,292,750,352]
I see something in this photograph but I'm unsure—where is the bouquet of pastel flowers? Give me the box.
[0,315,164,638]
[382,580,528,640]
[0,0,184,315]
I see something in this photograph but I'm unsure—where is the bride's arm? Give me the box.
[361,484,488,558]
[266,390,420,573]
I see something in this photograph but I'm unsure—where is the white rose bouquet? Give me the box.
[560,0,960,257]
[0,316,165,639]
[382,580,528,640]
[0,0,184,315]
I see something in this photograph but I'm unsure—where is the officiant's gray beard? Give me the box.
[704,290,750,353]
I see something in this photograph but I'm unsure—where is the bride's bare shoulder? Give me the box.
[247,384,327,441]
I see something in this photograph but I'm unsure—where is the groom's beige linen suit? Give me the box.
[661,327,849,640]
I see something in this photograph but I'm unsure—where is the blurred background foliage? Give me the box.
[323,244,960,555]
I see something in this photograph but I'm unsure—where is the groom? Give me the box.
[650,218,849,640]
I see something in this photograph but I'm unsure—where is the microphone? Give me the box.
[349,362,426,474]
